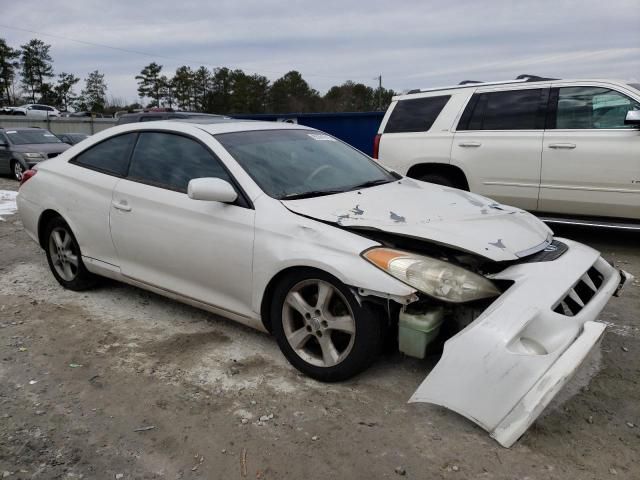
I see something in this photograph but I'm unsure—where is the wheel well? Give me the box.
[406,163,469,190]
[260,266,323,333]
[37,209,62,249]
[262,265,375,333]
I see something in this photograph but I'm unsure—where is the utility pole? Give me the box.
[377,74,382,110]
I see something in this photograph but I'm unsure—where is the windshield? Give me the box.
[5,129,62,145]
[215,129,396,199]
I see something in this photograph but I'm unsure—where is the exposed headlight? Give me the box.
[363,247,500,303]
[22,152,45,159]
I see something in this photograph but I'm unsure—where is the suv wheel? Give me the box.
[271,270,383,382]
[44,217,98,290]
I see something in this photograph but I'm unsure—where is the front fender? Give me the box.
[251,197,416,315]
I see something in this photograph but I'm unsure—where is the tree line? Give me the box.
[0,38,107,112]
[0,37,395,115]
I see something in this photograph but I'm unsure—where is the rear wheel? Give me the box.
[418,173,457,188]
[44,217,98,290]
[271,270,383,382]
[11,160,24,182]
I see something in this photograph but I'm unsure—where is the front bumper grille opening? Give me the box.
[587,266,604,289]
[553,264,604,317]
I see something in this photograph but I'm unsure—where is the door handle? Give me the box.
[458,142,482,147]
[548,143,576,149]
[112,201,132,212]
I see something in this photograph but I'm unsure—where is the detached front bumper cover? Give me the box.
[409,238,630,447]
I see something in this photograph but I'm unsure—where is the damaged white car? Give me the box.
[17,120,631,447]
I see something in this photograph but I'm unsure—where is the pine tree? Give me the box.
[77,70,107,112]
[135,62,163,106]
[55,72,80,111]
[0,38,20,105]
[20,39,54,103]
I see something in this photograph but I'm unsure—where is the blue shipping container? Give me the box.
[230,111,385,156]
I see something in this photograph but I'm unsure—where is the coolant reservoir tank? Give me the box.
[398,305,445,359]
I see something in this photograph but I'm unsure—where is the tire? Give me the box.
[44,216,98,291]
[11,160,25,182]
[418,173,456,188]
[271,270,383,382]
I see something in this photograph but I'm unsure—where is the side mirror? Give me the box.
[188,177,238,203]
[624,110,640,126]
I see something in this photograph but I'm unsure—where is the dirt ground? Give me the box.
[0,176,638,480]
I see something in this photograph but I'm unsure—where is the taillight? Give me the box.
[20,168,37,187]
[372,134,381,159]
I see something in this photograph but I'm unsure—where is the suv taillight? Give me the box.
[20,168,37,187]
[372,134,381,159]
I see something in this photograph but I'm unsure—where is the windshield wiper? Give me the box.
[279,189,346,200]
[346,178,393,191]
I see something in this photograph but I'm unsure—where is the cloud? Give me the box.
[2,0,639,101]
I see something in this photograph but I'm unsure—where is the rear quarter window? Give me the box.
[71,133,137,176]
[384,95,450,133]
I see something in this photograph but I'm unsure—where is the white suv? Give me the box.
[11,104,61,118]
[375,76,640,227]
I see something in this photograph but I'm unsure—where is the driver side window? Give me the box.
[555,87,640,129]
[127,132,232,193]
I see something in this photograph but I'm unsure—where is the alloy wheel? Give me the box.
[282,279,356,368]
[48,227,79,281]
[13,162,24,181]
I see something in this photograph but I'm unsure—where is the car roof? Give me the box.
[119,111,226,118]
[118,119,313,135]
[394,78,633,101]
[0,127,45,132]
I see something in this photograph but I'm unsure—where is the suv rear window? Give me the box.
[458,89,546,130]
[384,95,450,133]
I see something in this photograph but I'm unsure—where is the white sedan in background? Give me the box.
[16,120,630,447]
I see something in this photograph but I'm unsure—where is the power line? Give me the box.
[0,23,375,81]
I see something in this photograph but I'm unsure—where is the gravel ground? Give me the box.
[0,175,638,479]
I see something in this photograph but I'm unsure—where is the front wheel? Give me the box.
[11,160,25,182]
[271,270,383,382]
[44,217,98,290]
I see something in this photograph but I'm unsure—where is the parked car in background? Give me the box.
[375,76,640,228]
[115,110,229,125]
[0,127,70,180]
[10,104,61,118]
[16,119,630,447]
[57,133,90,145]
[68,111,111,118]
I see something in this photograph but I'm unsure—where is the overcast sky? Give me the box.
[2,0,639,103]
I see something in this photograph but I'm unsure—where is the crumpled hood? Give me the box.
[282,178,552,261]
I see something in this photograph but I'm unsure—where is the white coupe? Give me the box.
[16,119,631,447]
